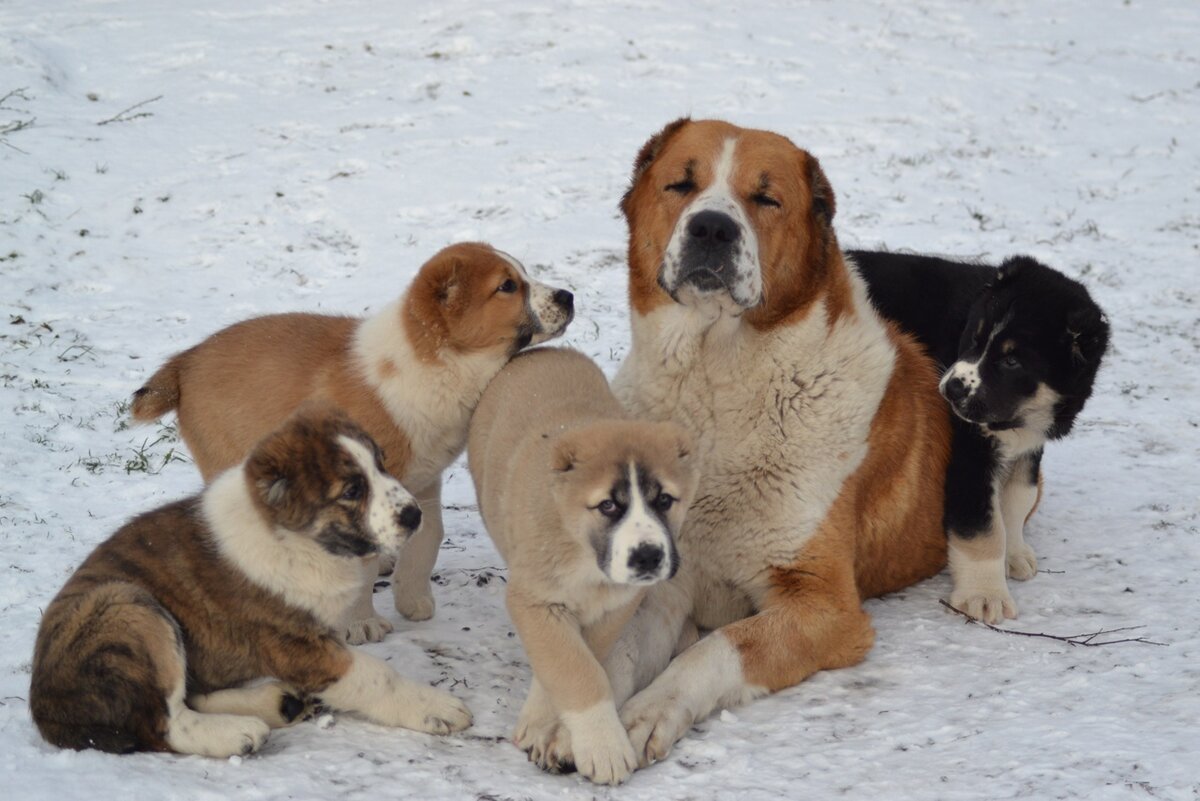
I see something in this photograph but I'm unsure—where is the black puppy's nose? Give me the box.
[552,288,574,313]
[397,504,423,531]
[687,210,740,247]
[942,376,967,403]
[628,543,664,575]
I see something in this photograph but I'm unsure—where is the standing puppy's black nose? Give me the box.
[397,504,423,531]
[552,289,574,313]
[942,376,968,403]
[687,210,740,247]
[628,544,664,575]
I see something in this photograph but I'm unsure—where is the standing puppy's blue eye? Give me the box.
[597,499,620,517]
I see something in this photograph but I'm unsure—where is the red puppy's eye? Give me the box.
[497,279,518,294]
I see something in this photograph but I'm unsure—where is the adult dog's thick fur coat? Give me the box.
[601,119,952,769]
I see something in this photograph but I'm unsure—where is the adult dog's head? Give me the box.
[621,118,844,329]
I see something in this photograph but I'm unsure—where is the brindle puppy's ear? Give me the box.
[621,117,691,215]
[805,153,836,224]
[244,419,321,531]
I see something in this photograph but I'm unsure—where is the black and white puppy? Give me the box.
[849,250,1110,623]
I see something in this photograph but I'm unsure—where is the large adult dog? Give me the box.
[602,119,952,768]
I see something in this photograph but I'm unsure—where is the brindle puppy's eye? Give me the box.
[751,193,781,208]
[597,499,620,518]
[665,179,696,195]
[652,493,676,512]
[340,477,365,502]
[497,278,518,294]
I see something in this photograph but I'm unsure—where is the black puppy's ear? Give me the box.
[1066,306,1111,367]
[996,256,1033,285]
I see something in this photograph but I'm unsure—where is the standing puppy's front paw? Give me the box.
[563,703,637,785]
[344,614,393,645]
[1006,544,1038,581]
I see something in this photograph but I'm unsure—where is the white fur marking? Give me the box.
[165,670,269,757]
[660,138,762,308]
[607,462,673,585]
[204,469,363,629]
[337,435,417,558]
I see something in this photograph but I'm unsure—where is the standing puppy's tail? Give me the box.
[130,355,184,421]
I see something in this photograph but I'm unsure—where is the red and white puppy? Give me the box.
[132,242,574,642]
[589,119,952,768]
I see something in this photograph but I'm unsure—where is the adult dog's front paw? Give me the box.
[620,690,691,769]
[950,585,1018,624]
[344,614,393,645]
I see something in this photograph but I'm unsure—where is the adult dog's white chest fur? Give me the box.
[614,286,896,629]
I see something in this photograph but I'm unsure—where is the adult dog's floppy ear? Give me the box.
[806,153,836,224]
[621,117,691,215]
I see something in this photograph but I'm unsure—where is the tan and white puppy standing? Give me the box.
[131,242,574,642]
[30,409,471,757]
[467,347,697,785]
[590,119,953,768]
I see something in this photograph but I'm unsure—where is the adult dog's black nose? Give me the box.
[397,504,423,531]
[628,543,664,576]
[942,376,967,403]
[687,210,740,247]
[552,289,574,314]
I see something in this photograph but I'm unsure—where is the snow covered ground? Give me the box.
[2,1,1197,798]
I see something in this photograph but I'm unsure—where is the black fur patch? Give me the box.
[852,250,1109,540]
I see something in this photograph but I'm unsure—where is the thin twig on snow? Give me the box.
[938,600,1167,647]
